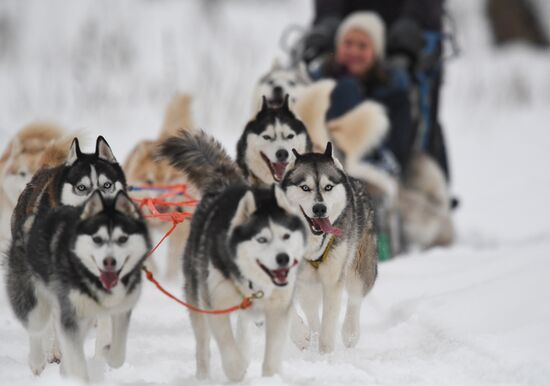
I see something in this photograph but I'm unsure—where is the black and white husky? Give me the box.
[159,130,307,381]
[282,143,378,353]
[6,191,151,381]
[11,136,126,240]
[237,96,312,187]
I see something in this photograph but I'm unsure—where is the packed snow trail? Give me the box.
[1,0,549,385]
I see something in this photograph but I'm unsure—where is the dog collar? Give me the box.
[308,235,337,269]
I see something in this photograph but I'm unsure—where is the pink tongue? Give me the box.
[272,268,289,284]
[100,271,119,291]
[311,218,342,236]
[272,162,288,180]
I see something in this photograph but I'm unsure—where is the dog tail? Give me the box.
[39,130,87,168]
[158,130,245,194]
[159,93,195,140]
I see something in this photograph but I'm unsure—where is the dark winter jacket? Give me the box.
[314,0,444,31]
[312,58,415,169]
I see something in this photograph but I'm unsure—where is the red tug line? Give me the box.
[128,184,254,314]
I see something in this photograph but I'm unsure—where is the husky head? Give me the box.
[73,191,151,292]
[229,186,306,289]
[253,59,311,111]
[282,143,347,237]
[237,96,312,186]
[60,136,126,207]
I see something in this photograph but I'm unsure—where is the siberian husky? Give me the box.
[282,143,378,353]
[237,96,312,187]
[124,93,197,279]
[0,122,72,249]
[6,191,151,381]
[159,130,307,381]
[252,59,311,112]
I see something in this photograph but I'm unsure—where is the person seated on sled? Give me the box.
[311,11,414,183]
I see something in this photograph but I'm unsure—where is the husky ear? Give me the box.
[281,94,290,111]
[324,142,333,158]
[114,191,141,220]
[81,191,104,220]
[271,57,283,71]
[96,136,117,163]
[297,61,311,84]
[260,96,269,112]
[274,185,297,215]
[230,190,256,228]
[66,138,81,166]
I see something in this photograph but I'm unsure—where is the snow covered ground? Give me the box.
[1,0,550,385]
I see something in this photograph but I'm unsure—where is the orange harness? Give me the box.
[129,184,259,315]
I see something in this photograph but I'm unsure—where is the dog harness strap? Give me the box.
[308,235,336,269]
[142,266,259,314]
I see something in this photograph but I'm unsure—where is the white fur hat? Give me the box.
[336,12,386,59]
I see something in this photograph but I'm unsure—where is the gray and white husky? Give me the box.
[252,59,311,112]
[159,130,307,381]
[237,96,312,187]
[6,190,151,381]
[282,143,378,353]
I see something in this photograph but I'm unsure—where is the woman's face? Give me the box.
[336,29,377,76]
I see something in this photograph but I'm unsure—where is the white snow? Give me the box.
[1,0,550,385]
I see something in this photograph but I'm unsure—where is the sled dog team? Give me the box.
[2,94,379,382]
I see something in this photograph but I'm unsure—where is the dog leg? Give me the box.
[236,313,253,366]
[55,319,89,382]
[103,312,131,368]
[208,314,247,382]
[94,317,111,359]
[342,278,364,348]
[25,297,51,375]
[263,306,290,377]
[189,311,210,379]
[290,306,311,350]
[298,283,321,333]
[319,282,344,354]
[44,319,62,364]
[166,221,189,280]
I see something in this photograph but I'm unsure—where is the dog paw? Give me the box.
[46,342,62,364]
[29,352,46,376]
[222,353,247,382]
[102,344,125,368]
[290,313,311,351]
[319,337,335,354]
[290,326,311,351]
[342,316,360,348]
[29,359,46,376]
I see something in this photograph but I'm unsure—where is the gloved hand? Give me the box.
[388,18,425,60]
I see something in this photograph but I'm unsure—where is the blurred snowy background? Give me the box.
[1,0,550,385]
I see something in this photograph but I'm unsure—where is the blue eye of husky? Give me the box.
[76,184,87,192]
[257,237,268,244]
[300,185,311,192]
[92,236,103,245]
[262,135,272,141]
[324,185,333,191]
[103,182,112,189]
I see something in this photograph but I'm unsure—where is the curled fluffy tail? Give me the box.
[158,130,245,194]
